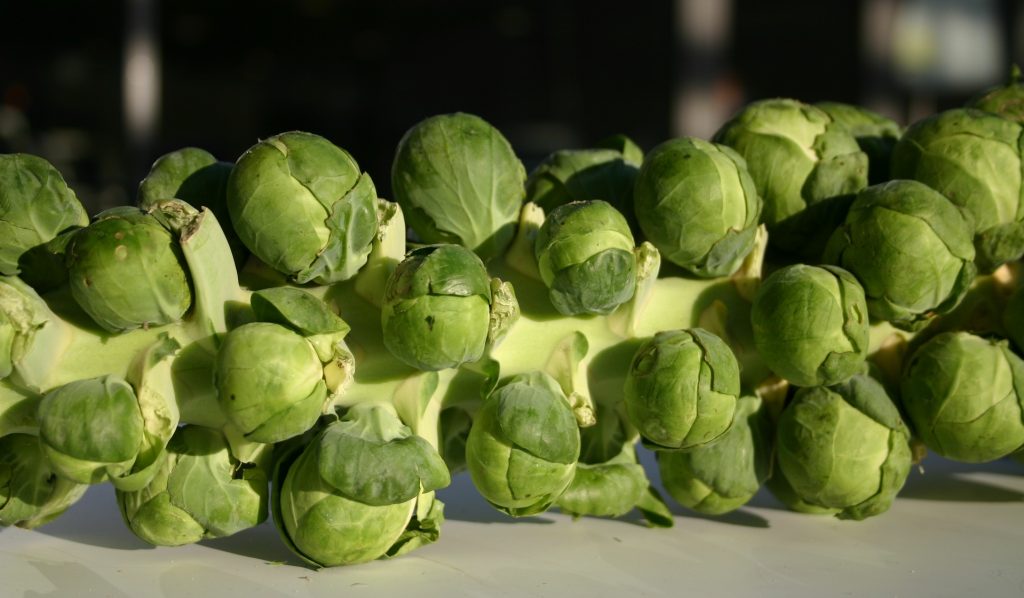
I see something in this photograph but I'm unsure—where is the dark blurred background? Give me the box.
[1,0,1021,213]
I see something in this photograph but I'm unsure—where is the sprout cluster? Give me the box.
[5,85,1024,572]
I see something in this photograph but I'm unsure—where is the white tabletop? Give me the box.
[3,452,1022,598]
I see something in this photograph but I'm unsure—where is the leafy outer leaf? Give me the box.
[391,112,526,261]
[165,426,267,538]
[384,496,445,558]
[0,153,88,276]
[295,172,379,284]
[111,334,181,492]
[251,286,350,337]
[37,375,144,484]
[624,329,739,450]
[116,450,205,546]
[317,405,450,507]
[227,131,362,279]
[556,440,647,518]
[900,332,1024,462]
[658,395,773,515]
[751,264,868,387]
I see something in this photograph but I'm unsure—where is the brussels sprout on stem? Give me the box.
[117,425,270,546]
[776,374,912,520]
[535,200,638,316]
[392,113,526,261]
[227,131,379,284]
[633,137,762,277]
[272,403,449,567]
[0,154,89,280]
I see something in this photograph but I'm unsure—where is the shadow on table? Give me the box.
[436,474,555,525]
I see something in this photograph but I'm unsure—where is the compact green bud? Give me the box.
[751,264,869,387]
[891,108,1024,270]
[525,146,639,217]
[714,98,868,258]
[777,374,912,520]
[117,426,269,546]
[824,180,976,330]
[215,287,353,444]
[534,200,637,316]
[66,206,193,332]
[624,328,740,451]
[37,375,145,484]
[382,244,517,371]
[900,332,1024,463]
[227,131,378,283]
[466,371,580,517]
[633,137,762,277]
[138,147,244,264]
[815,102,902,184]
[272,404,449,567]
[967,65,1024,124]
[0,434,87,528]
[0,153,88,277]
[391,113,526,261]
[658,395,773,515]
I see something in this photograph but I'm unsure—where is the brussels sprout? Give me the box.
[824,180,976,330]
[900,332,1024,463]
[382,244,518,371]
[751,264,869,387]
[891,108,1024,270]
[228,131,378,284]
[624,328,740,451]
[658,395,773,515]
[525,146,639,216]
[66,206,193,332]
[273,404,449,567]
[37,375,145,484]
[0,153,88,277]
[815,102,902,184]
[37,333,179,488]
[138,147,245,264]
[967,65,1024,124]
[633,137,762,277]
[391,113,526,261]
[0,434,87,528]
[714,98,868,257]
[117,425,269,546]
[534,200,637,316]
[215,287,353,444]
[777,374,912,520]
[466,371,580,517]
